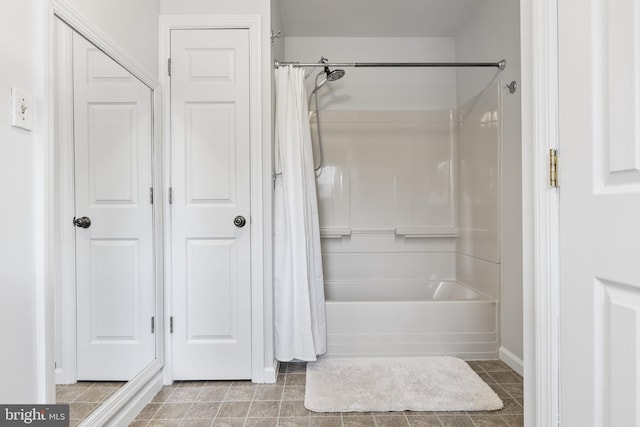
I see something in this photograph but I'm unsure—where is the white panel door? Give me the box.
[73,33,155,380]
[170,29,252,379]
[559,0,640,425]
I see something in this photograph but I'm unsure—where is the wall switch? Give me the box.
[11,87,34,131]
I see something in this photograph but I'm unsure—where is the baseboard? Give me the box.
[54,368,65,385]
[248,360,279,384]
[107,370,163,426]
[260,360,279,384]
[79,360,163,427]
[499,346,524,376]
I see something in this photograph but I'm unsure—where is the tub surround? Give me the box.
[313,107,501,359]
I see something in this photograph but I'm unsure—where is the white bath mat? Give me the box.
[304,356,503,412]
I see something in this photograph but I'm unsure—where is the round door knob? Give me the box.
[73,216,92,229]
[234,215,247,228]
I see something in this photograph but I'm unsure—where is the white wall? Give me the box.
[161,0,266,15]
[0,0,41,403]
[64,0,160,77]
[455,0,523,367]
[284,37,456,110]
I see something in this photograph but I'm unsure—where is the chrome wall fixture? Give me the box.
[506,81,518,94]
[271,30,282,43]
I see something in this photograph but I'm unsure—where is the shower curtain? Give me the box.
[273,65,327,361]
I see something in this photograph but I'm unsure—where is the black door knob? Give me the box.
[73,216,92,229]
[234,215,246,228]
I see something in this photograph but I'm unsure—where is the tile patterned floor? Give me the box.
[56,381,126,426]
[130,360,523,427]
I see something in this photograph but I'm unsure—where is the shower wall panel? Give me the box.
[315,110,458,283]
[456,82,501,301]
[457,84,501,263]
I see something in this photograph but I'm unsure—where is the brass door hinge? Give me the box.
[550,149,558,188]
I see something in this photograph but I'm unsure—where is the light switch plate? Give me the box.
[11,87,34,131]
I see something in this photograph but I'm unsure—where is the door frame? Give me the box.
[45,0,165,422]
[521,0,561,426]
[159,15,273,383]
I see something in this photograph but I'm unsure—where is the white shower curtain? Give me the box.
[273,65,327,361]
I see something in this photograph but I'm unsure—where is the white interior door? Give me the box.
[170,29,252,380]
[559,0,640,425]
[73,33,155,380]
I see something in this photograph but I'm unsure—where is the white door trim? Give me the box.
[53,17,76,385]
[37,0,56,404]
[53,1,159,88]
[159,14,270,383]
[521,0,561,426]
[45,0,165,411]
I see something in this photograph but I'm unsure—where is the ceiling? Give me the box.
[276,0,483,38]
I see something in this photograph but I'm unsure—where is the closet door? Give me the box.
[169,29,252,379]
[73,32,155,380]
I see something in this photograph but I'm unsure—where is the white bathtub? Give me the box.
[324,281,498,359]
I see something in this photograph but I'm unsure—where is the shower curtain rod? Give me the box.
[274,59,506,70]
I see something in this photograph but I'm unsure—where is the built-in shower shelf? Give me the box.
[320,226,460,238]
[320,227,352,238]
[394,227,460,238]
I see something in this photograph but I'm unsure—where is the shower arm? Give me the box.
[304,56,329,79]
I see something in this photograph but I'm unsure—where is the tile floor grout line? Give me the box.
[402,411,410,427]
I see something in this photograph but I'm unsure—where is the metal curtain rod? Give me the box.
[274,59,507,70]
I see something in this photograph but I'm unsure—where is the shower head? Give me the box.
[326,69,345,81]
[309,67,346,98]
[322,64,345,82]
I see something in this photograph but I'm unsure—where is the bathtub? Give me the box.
[324,280,498,359]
